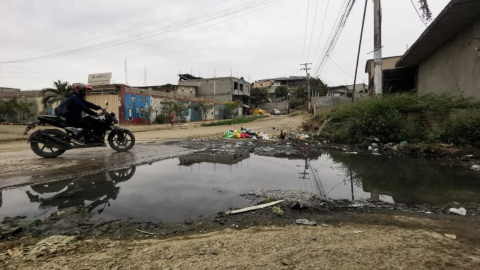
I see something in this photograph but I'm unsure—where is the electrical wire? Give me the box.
[2,0,281,64]
[312,0,330,63]
[328,55,354,77]
[32,0,284,64]
[306,0,320,61]
[4,0,236,61]
[300,0,311,63]
[313,0,357,77]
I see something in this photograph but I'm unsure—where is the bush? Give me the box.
[440,110,480,147]
[154,113,169,124]
[318,93,480,144]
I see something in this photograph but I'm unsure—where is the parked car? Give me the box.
[251,108,266,115]
[270,109,281,115]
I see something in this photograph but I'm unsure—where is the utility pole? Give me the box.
[374,0,383,95]
[144,66,147,86]
[351,0,368,103]
[300,63,312,113]
[124,59,128,85]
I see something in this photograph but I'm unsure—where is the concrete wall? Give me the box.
[179,77,233,102]
[257,101,289,112]
[418,17,480,98]
[178,77,250,103]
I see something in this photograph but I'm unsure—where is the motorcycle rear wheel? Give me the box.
[31,142,66,158]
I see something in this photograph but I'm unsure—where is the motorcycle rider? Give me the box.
[54,83,102,145]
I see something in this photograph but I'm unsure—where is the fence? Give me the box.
[257,101,289,112]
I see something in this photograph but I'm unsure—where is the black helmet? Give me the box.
[73,83,93,97]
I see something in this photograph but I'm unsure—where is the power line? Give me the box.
[48,0,284,64]
[306,0,320,61]
[2,0,281,64]
[313,0,357,77]
[328,55,354,78]
[300,0,311,63]
[312,0,330,63]
[2,0,237,62]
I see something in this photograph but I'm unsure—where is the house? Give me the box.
[253,76,307,100]
[396,0,480,98]
[365,56,405,94]
[328,83,368,97]
[178,74,251,104]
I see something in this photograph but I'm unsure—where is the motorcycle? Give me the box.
[24,100,135,158]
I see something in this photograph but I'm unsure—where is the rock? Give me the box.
[167,254,174,260]
[471,165,480,171]
[282,259,292,266]
[127,247,134,251]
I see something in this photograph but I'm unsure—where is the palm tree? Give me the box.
[41,80,73,108]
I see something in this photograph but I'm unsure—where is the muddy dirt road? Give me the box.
[4,213,480,270]
[0,115,303,188]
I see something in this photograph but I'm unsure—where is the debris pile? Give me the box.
[223,127,274,140]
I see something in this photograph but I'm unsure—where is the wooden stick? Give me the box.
[93,237,104,250]
[226,200,284,215]
[136,229,155,236]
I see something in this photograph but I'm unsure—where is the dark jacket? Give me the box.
[55,95,101,119]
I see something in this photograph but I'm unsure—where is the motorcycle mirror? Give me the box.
[105,100,109,105]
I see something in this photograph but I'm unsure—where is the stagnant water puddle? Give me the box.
[2,151,480,222]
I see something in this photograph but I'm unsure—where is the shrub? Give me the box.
[440,110,480,147]
[317,93,480,144]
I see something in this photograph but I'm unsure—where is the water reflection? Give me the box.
[2,151,480,222]
[327,152,480,204]
[26,167,136,214]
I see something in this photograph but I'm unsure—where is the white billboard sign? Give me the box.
[88,73,112,86]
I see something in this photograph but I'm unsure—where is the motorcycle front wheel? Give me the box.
[108,130,135,152]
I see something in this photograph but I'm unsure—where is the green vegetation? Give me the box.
[201,116,267,127]
[0,98,34,122]
[41,80,72,107]
[313,93,480,145]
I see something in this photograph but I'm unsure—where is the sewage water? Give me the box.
[2,151,480,222]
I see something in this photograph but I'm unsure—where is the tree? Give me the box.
[250,88,269,105]
[294,77,328,100]
[0,98,34,122]
[274,86,289,101]
[41,80,72,108]
[190,99,216,121]
[224,100,241,119]
[418,0,432,21]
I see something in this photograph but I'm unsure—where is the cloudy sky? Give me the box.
[0,0,450,90]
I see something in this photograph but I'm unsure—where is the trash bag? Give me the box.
[223,130,233,138]
[241,133,250,139]
[232,130,242,138]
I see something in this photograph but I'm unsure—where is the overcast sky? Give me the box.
[0,0,450,90]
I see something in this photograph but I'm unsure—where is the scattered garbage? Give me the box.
[272,206,284,216]
[225,200,284,215]
[221,127,274,140]
[444,233,457,240]
[449,207,466,216]
[471,165,480,171]
[290,201,314,209]
[401,141,408,146]
[296,219,316,226]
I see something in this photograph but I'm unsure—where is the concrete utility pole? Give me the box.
[374,0,383,95]
[124,59,128,85]
[300,63,312,113]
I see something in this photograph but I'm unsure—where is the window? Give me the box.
[240,84,244,91]
[234,82,238,90]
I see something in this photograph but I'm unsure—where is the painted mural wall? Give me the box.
[125,94,150,124]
